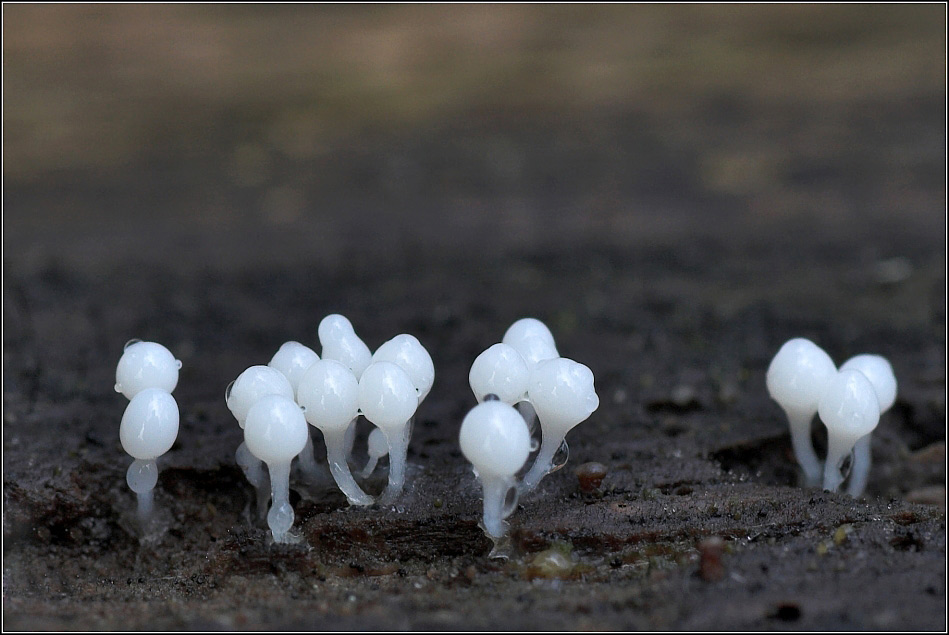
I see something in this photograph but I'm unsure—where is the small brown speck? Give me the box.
[698,536,725,581]
[575,462,609,493]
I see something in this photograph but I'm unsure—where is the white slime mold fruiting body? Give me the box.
[502,318,559,370]
[838,354,897,496]
[520,357,599,494]
[268,341,320,399]
[358,361,419,504]
[372,334,435,402]
[226,365,295,510]
[360,427,389,479]
[318,314,372,380]
[116,340,181,528]
[766,338,837,487]
[818,369,881,493]
[297,359,373,506]
[459,401,532,540]
[469,343,531,405]
[244,394,310,543]
[115,340,181,400]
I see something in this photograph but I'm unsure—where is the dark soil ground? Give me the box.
[3,5,946,631]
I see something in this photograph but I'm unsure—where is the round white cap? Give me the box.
[459,401,531,478]
[469,343,530,404]
[226,365,294,428]
[818,369,881,442]
[244,394,309,464]
[840,354,897,413]
[358,361,418,430]
[115,341,180,400]
[318,314,372,379]
[766,338,837,413]
[268,341,319,398]
[372,334,435,401]
[528,357,599,434]
[297,359,360,432]
[120,388,179,460]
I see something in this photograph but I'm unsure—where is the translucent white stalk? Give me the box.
[322,427,375,506]
[782,404,823,487]
[360,427,389,479]
[235,441,270,520]
[266,460,294,543]
[519,433,564,494]
[127,458,158,527]
[846,434,872,497]
[379,424,410,505]
[480,474,519,539]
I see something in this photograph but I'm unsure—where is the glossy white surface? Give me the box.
[469,343,530,404]
[459,400,532,478]
[766,338,837,412]
[297,359,360,432]
[244,394,310,464]
[115,340,180,399]
[268,341,320,398]
[528,357,599,435]
[358,361,419,430]
[372,334,435,401]
[226,365,294,428]
[318,314,372,379]
[840,354,897,413]
[120,388,179,460]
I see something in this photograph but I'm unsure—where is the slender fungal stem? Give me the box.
[267,461,294,543]
[481,474,513,539]
[823,434,853,492]
[784,406,822,487]
[360,455,379,479]
[136,489,154,526]
[516,401,537,435]
[379,424,409,505]
[519,433,562,495]
[296,431,332,485]
[846,434,872,497]
[343,417,357,462]
[324,429,374,506]
[236,441,270,520]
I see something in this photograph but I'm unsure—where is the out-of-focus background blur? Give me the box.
[5,4,945,272]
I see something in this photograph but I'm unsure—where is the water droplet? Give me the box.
[114,383,122,393]
[549,439,570,473]
[176,360,183,369]
[484,393,500,402]
[529,438,540,452]
[124,338,143,350]
[225,380,235,403]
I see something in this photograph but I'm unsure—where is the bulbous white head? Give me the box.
[372,334,435,401]
[818,369,881,444]
[766,338,837,414]
[318,314,372,380]
[840,354,897,413]
[528,357,599,435]
[244,394,309,465]
[268,341,320,398]
[358,361,418,431]
[459,401,532,478]
[120,388,179,460]
[502,319,559,369]
[297,359,360,433]
[469,343,530,404]
[115,340,181,400]
[367,426,389,458]
[226,365,294,428]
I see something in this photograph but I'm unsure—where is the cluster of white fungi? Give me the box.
[225,314,433,543]
[767,338,897,496]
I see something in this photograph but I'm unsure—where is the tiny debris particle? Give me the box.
[833,524,852,546]
[464,565,477,581]
[816,541,829,556]
[671,384,697,408]
[575,462,609,493]
[698,536,725,582]
[526,547,575,579]
[36,526,52,542]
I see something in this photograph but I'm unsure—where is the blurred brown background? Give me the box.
[5,4,945,271]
